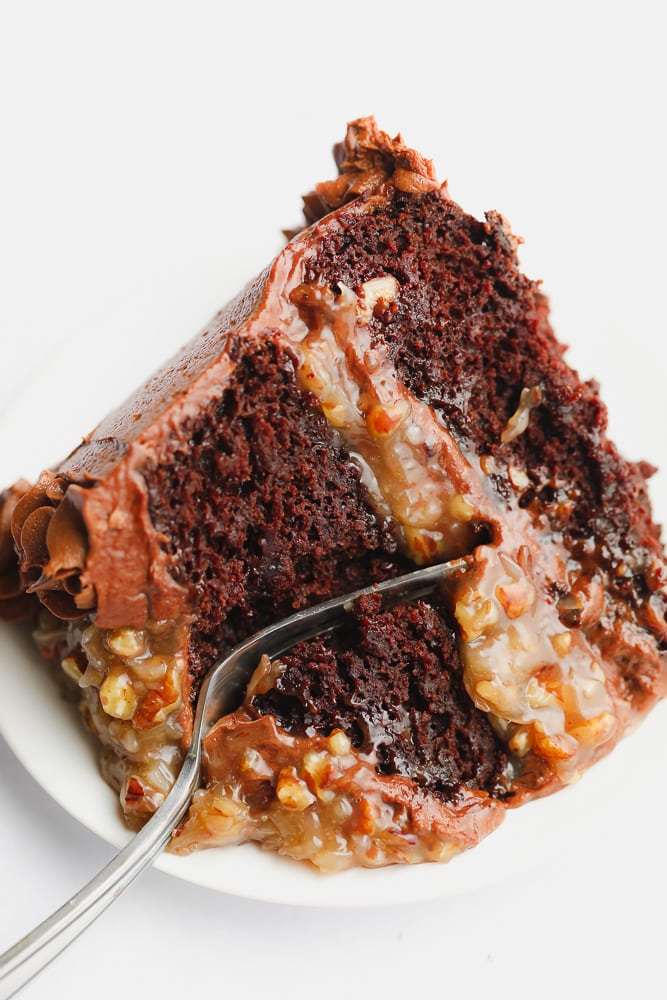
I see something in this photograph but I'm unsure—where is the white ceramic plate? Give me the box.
[1,275,666,907]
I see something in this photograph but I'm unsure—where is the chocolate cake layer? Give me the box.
[142,336,410,689]
[304,191,663,643]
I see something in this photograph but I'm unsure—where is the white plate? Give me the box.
[1,275,666,907]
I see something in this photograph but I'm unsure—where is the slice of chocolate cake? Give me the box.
[1,118,665,870]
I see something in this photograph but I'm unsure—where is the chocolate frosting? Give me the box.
[0,118,438,630]
[0,257,274,627]
[9,470,102,620]
[287,116,443,237]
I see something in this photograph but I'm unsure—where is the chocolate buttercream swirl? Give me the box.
[286,116,442,238]
[10,471,93,619]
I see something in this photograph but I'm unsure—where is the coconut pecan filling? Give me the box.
[34,612,192,822]
[170,656,505,871]
[283,277,632,786]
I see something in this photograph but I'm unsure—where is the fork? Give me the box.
[0,558,464,998]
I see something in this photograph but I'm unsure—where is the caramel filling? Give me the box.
[283,277,622,787]
[34,612,192,820]
[289,277,481,564]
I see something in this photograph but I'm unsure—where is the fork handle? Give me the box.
[0,749,201,1000]
[0,559,464,997]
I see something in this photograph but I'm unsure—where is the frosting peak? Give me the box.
[293,117,443,235]
[10,471,93,619]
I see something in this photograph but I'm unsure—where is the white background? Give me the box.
[1,2,666,998]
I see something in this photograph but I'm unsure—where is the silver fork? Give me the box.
[0,559,464,998]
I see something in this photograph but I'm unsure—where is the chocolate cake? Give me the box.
[1,118,665,871]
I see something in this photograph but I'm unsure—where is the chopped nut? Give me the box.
[302,751,336,803]
[508,464,531,491]
[327,730,352,756]
[525,677,559,710]
[366,400,411,439]
[356,798,376,836]
[550,631,572,657]
[480,454,497,476]
[644,594,666,633]
[131,655,168,682]
[61,655,83,683]
[474,680,520,714]
[496,578,536,619]
[572,578,605,629]
[448,493,475,523]
[99,670,138,720]
[44,615,190,827]
[403,526,446,564]
[321,397,354,429]
[516,545,532,573]
[241,748,274,779]
[555,499,575,520]
[106,627,146,659]
[501,385,543,444]
[569,712,616,747]
[507,623,537,654]
[358,275,399,320]
[122,775,149,812]
[276,767,316,811]
[533,727,578,760]
[508,728,534,756]
[78,662,104,689]
[474,679,508,711]
[647,557,666,592]
[133,667,182,729]
[107,720,140,753]
[201,797,249,838]
[455,593,500,642]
